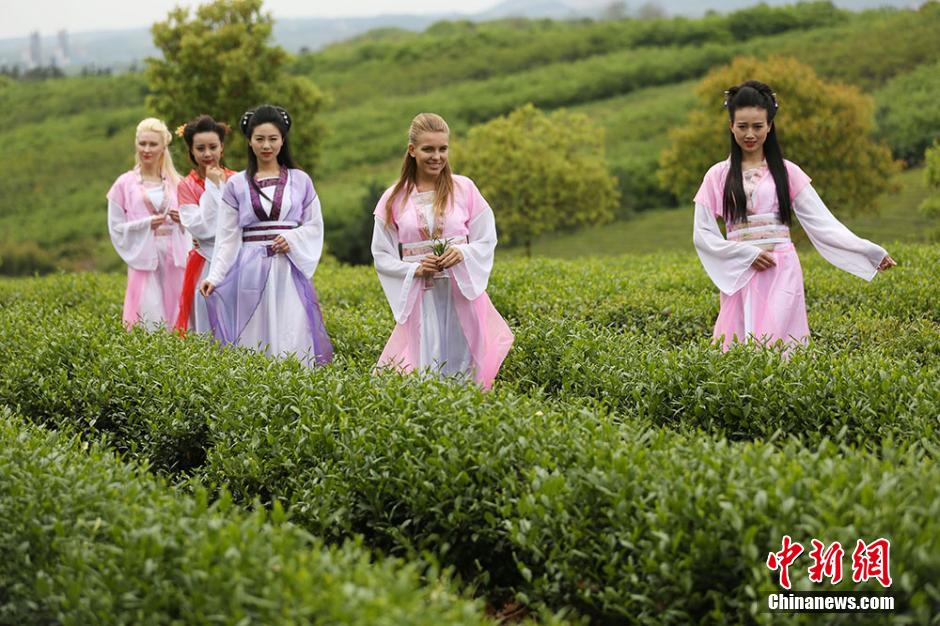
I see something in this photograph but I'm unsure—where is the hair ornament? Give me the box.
[175,124,187,138]
[239,110,254,137]
[275,106,292,131]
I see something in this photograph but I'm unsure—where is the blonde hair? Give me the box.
[385,112,454,230]
[134,117,179,183]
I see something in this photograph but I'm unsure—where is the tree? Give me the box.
[146,0,326,173]
[659,56,899,216]
[328,179,385,266]
[456,103,619,256]
[874,60,940,165]
[920,141,940,240]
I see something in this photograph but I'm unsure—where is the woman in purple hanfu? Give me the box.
[693,80,896,352]
[200,105,332,367]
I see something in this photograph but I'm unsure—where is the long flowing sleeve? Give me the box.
[792,185,887,281]
[205,202,240,286]
[179,180,222,241]
[451,206,497,301]
[282,194,324,278]
[692,201,761,295]
[372,217,419,324]
[108,199,158,270]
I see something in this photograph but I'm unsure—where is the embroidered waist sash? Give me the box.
[242,222,299,243]
[398,236,470,262]
[727,214,790,245]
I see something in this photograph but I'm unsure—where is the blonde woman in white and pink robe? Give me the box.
[693,80,896,351]
[371,112,514,389]
[107,117,189,330]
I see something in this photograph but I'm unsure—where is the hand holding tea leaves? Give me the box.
[433,238,464,270]
[431,238,451,256]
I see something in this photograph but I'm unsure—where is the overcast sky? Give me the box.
[1,1,501,39]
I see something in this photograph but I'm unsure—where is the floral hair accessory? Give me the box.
[175,124,187,138]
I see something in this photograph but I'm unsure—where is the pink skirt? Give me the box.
[713,243,810,350]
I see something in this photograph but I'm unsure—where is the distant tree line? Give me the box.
[0,64,114,80]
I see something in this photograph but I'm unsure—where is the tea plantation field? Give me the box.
[1,244,938,624]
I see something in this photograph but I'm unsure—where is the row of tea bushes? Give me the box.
[499,316,939,445]
[2,263,936,451]
[0,301,937,622]
[1,243,936,335]
[0,408,515,626]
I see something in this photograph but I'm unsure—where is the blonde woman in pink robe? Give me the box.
[693,80,896,350]
[107,118,190,330]
[371,113,514,389]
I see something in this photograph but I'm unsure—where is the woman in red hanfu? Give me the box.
[174,115,236,334]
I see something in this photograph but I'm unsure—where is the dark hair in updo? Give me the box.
[239,105,297,195]
[181,115,231,166]
[723,80,791,225]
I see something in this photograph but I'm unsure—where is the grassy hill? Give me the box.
[1,1,938,274]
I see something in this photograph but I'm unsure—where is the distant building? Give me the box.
[54,30,70,66]
[28,31,41,69]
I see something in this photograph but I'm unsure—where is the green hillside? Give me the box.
[1,1,939,274]
[515,165,937,259]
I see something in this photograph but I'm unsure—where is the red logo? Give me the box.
[767,537,891,589]
[808,540,845,584]
[851,538,893,588]
[767,535,804,590]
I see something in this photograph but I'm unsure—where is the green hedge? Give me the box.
[0,409,507,626]
[0,245,938,622]
[0,244,937,451]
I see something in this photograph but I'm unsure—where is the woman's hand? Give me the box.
[168,208,181,224]
[199,280,215,297]
[271,235,290,254]
[206,165,225,185]
[878,254,897,271]
[415,255,441,278]
[150,214,168,230]
[438,247,464,270]
[750,250,776,271]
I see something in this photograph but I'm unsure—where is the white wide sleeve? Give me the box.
[282,195,324,278]
[792,185,887,281]
[108,200,157,270]
[692,202,761,295]
[179,180,222,241]
[205,204,241,286]
[372,217,419,324]
[451,206,497,301]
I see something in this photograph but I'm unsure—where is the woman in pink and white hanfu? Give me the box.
[693,80,895,350]
[107,117,189,330]
[372,113,513,389]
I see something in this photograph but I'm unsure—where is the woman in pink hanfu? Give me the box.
[693,80,896,351]
[371,113,514,389]
[107,117,189,330]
